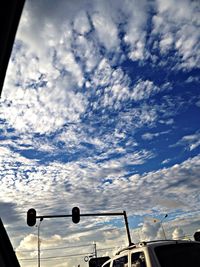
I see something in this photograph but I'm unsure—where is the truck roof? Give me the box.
[116,239,199,255]
[102,239,200,267]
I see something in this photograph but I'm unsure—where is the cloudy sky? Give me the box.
[0,0,200,266]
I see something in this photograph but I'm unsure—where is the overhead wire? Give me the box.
[16,242,92,252]
[18,245,117,261]
[19,252,92,261]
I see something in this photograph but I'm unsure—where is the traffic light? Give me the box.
[27,208,36,226]
[72,207,80,223]
[194,231,200,241]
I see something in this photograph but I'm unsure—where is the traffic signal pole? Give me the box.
[123,211,132,246]
[37,218,43,267]
[27,208,134,246]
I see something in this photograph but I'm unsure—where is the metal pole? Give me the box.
[93,242,97,267]
[94,243,97,258]
[123,211,133,246]
[160,214,168,240]
[160,223,167,239]
[37,218,43,267]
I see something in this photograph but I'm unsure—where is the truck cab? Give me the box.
[102,239,200,267]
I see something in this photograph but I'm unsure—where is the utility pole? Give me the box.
[37,218,43,267]
[94,243,97,258]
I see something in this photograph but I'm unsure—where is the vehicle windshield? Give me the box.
[154,243,200,267]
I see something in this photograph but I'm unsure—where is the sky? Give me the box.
[0,0,200,266]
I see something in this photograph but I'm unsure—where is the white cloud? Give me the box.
[73,35,101,72]
[196,100,200,108]
[16,233,94,267]
[183,135,200,151]
[140,214,199,241]
[131,80,160,101]
[16,0,92,54]
[100,150,153,172]
[1,145,199,218]
[159,33,173,54]
[1,40,88,134]
[1,87,87,134]
[142,130,170,140]
[175,132,200,151]
[161,159,171,165]
[123,0,149,61]
[1,142,200,266]
[140,220,168,241]
[186,76,200,84]
[73,10,91,35]
[141,222,155,240]
[172,227,185,240]
[0,1,199,266]
[92,58,117,87]
[92,13,119,51]
[55,48,84,87]
[2,0,195,138]
[152,0,200,69]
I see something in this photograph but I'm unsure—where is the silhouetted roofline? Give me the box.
[0,217,20,266]
[0,0,25,97]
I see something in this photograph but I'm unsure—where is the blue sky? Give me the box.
[0,0,200,266]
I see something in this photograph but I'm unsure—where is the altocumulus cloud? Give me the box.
[0,0,199,266]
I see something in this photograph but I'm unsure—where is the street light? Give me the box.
[160,214,168,239]
[36,218,43,267]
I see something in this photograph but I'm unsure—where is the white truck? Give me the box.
[102,237,200,267]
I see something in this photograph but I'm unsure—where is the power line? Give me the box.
[17,244,117,254]
[19,252,92,261]
[18,245,117,261]
[16,243,92,252]
[17,232,196,254]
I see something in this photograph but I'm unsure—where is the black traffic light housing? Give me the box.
[72,207,80,224]
[27,208,36,226]
[194,231,200,242]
